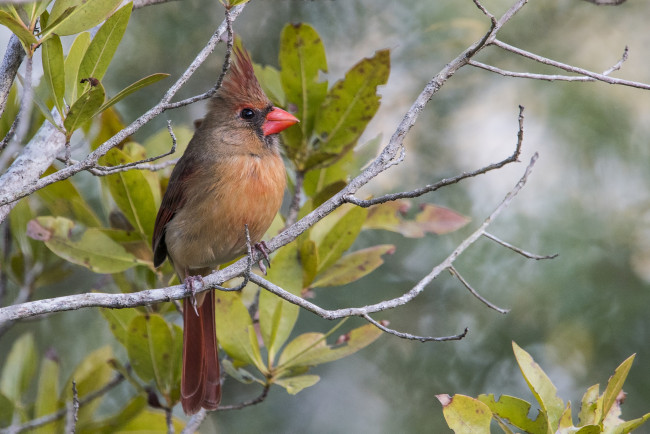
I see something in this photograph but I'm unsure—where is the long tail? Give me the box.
[181,290,222,414]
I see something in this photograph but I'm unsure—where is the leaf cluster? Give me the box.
[1,0,168,141]
[438,342,650,434]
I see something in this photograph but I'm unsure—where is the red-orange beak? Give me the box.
[262,107,299,136]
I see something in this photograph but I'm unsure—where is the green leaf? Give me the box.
[300,238,318,288]
[260,242,304,362]
[478,394,549,434]
[30,1,50,25]
[78,395,147,434]
[64,32,91,105]
[600,354,634,425]
[39,166,102,227]
[48,0,122,36]
[0,11,37,47]
[314,204,368,273]
[98,73,169,113]
[30,85,60,129]
[78,2,131,82]
[219,0,251,7]
[309,49,390,169]
[437,394,493,433]
[63,346,113,425]
[37,6,75,41]
[64,80,105,135]
[101,408,184,432]
[27,216,143,273]
[275,375,320,395]
[279,23,328,167]
[278,323,382,369]
[100,142,160,238]
[125,314,177,398]
[0,333,37,402]
[101,308,139,347]
[214,291,265,371]
[221,359,260,385]
[311,244,395,288]
[0,391,13,428]
[578,384,600,426]
[512,341,565,432]
[34,355,61,434]
[610,413,650,434]
[557,402,574,431]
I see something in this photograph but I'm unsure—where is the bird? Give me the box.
[152,45,299,415]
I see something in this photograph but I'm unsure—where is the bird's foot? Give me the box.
[184,274,204,316]
[254,241,271,275]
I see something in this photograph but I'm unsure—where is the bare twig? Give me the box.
[448,266,509,314]
[490,39,650,90]
[163,6,235,110]
[91,120,178,174]
[582,0,628,5]
[165,406,174,434]
[65,382,80,434]
[482,232,558,260]
[345,105,524,208]
[362,314,468,342]
[216,384,270,411]
[133,0,180,8]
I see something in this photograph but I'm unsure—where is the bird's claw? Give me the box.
[254,241,271,275]
[184,275,204,317]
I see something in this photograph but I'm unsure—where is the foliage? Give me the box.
[437,342,650,434]
[0,8,471,428]
[0,0,168,140]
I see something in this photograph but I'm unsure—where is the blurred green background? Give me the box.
[1,0,650,432]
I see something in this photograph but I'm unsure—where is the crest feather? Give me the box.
[219,45,268,106]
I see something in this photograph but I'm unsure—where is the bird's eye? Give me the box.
[240,108,255,120]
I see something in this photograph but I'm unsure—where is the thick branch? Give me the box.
[0,35,24,121]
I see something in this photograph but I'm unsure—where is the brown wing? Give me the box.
[152,157,196,268]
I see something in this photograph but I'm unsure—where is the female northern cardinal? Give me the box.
[152,46,299,414]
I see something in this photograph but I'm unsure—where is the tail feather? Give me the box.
[181,290,221,414]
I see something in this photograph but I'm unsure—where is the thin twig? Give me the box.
[163,6,235,111]
[64,381,80,434]
[91,120,178,174]
[165,406,174,434]
[216,384,271,411]
[344,106,524,208]
[491,39,650,90]
[448,266,509,314]
[362,314,468,342]
[482,232,558,260]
